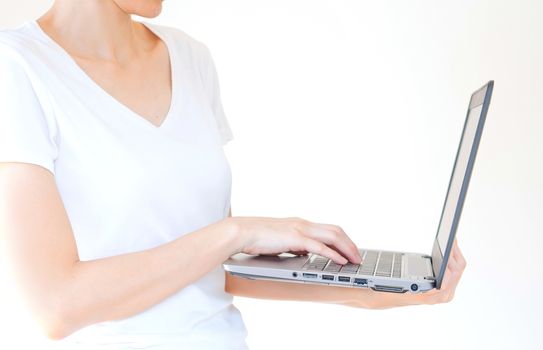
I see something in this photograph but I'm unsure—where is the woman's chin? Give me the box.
[134,5,163,19]
[116,0,163,18]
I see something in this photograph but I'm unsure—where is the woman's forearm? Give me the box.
[225,273,371,307]
[48,219,242,339]
[225,273,422,309]
[1,165,247,339]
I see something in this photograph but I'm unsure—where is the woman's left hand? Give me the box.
[364,239,467,309]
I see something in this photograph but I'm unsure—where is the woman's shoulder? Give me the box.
[0,23,58,108]
[143,22,213,61]
[0,29,33,74]
[0,21,40,52]
[0,21,51,70]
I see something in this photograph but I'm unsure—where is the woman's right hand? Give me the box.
[226,217,362,265]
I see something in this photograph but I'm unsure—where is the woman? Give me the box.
[0,0,466,349]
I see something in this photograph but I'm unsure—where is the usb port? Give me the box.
[322,275,334,281]
[354,278,368,285]
[303,273,318,279]
[338,276,350,283]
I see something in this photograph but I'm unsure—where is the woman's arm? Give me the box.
[0,164,241,340]
[0,163,360,340]
[225,209,467,309]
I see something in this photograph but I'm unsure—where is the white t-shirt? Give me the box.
[0,21,248,349]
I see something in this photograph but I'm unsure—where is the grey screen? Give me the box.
[437,105,484,252]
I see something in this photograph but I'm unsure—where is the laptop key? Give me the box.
[359,251,378,275]
[302,255,330,270]
[375,252,393,277]
[323,263,341,273]
[392,253,402,278]
[340,263,360,274]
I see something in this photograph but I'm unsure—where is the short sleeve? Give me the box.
[201,46,234,146]
[0,46,59,174]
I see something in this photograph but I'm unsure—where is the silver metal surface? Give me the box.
[223,249,435,293]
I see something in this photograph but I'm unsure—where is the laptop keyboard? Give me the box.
[302,250,403,278]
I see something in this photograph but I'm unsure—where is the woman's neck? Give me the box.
[37,0,152,63]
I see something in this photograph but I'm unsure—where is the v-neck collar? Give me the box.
[28,20,178,131]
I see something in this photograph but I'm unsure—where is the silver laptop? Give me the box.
[224,81,494,293]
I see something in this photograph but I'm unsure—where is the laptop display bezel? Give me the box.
[431,81,494,289]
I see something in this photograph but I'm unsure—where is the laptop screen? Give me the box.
[436,104,484,251]
[431,81,493,288]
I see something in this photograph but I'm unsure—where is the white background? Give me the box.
[1,1,542,349]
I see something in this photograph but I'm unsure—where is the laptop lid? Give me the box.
[431,81,494,289]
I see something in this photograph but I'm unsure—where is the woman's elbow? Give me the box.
[43,322,70,341]
[34,296,81,341]
[38,306,75,340]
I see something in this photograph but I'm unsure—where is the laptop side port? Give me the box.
[338,276,351,283]
[354,278,368,286]
[322,275,334,281]
[372,285,405,293]
[303,273,318,279]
